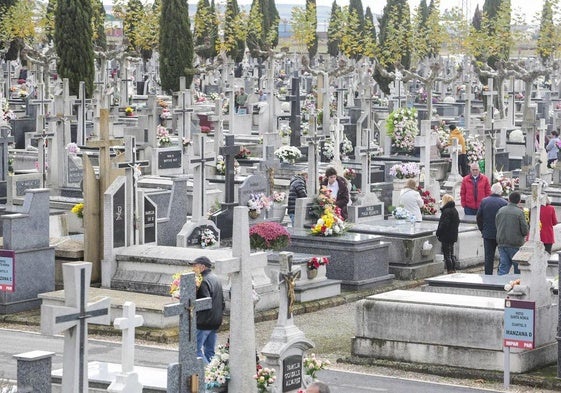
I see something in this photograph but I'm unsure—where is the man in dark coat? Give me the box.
[188,256,225,363]
[476,183,507,275]
[288,171,307,226]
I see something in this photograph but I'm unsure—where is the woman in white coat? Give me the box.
[398,178,424,221]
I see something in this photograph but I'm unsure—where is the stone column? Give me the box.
[14,350,55,393]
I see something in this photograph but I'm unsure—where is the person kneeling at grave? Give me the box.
[188,256,225,363]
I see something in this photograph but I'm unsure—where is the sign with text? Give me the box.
[503,299,535,349]
[282,355,302,392]
[158,149,182,170]
[0,250,15,292]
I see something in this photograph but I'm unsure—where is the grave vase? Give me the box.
[270,203,286,221]
[306,268,318,280]
[249,209,260,219]
[392,178,408,192]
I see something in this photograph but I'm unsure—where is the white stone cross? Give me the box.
[483,78,498,131]
[190,133,215,220]
[414,120,433,187]
[527,181,546,243]
[305,117,325,196]
[536,119,548,177]
[107,301,144,393]
[41,262,111,393]
[215,206,266,393]
[449,137,461,178]
[114,301,144,373]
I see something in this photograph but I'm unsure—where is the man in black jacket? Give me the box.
[189,256,225,363]
[288,171,307,226]
[476,183,507,275]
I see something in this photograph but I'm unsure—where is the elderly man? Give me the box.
[495,192,529,275]
[476,183,507,275]
[460,163,491,215]
[188,256,225,363]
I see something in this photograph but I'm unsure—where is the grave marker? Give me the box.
[164,272,212,393]
[41,262,110,393]
[190,133,215,220]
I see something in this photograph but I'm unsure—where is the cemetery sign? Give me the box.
[503,299,535,349]
[0,250,15,292]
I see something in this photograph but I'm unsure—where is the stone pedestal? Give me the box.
[287,229,393,290]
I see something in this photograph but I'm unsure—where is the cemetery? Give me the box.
[1,0,561,392]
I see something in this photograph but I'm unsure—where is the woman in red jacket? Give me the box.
[540,196,558,254]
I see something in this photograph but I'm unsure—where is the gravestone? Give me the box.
[14,350,55,393]
[261,252,314,393]
[152,146,183,176]
[41,262,111,393]
[6,172,42,205]
[164,272,212,393]
[238,173,269,223]
[0,127,13,203]
[177,218,220,249]
[107,301,144,393]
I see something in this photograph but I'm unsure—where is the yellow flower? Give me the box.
[71,202,84,219]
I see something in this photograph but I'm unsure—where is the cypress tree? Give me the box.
[159,0,193,93]
[326,1,340,57]
[55,0,95,97]
[92,0,107,51]
[537,0,557,64]
[364,6,376,60]
[246,0,279,61]
[306,0,318,60]
[223,0,245,62]
[194,0,217,60]
[124,0,143,53]
[0,0,19,60]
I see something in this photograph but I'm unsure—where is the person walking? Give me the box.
[448,124,469,176]
[436,194,460,274]
[545,130,560,168]
[398,178,424,222]
[476,183,508,275]
[188,256,225,363]
[540,195,558,254]
[288,171,307,226]
[495,192,529,275]
[460,162,491,215]
[235,87,248,112]
[321,167,350,220]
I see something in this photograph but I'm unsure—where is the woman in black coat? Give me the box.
[436,194,460,273]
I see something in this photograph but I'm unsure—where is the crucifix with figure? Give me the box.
[164,272,212,393]
[41,262,111,393]
[117,135,150,246]
[31,128,55,188]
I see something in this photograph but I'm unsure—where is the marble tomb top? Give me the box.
[350,220,478,238]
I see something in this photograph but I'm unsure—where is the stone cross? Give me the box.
[305,117,325,196]
[358,128,380,196]
[483,78,498,131]
[164,272,212,393]
[30,127,55,188]
[74,81,91,145]
[288,74,302,147]
[449,137,461,179]
[0,127,14,181]
[527,181,545,243]
[107,301,144,393]
[415,120,433,187]
[117,135,150,245]
[30,82,52,133]
[464,80,475,130]
[219,134,241,205]
[190,133,215,220]
[41,262,111,393]
[214,206,266,393]
[174,78,194,158]
[536,119,548,178]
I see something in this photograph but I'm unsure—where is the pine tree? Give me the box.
[306,0,318,60]
[537,0,558,64]
[194,0,218,60]
[159,0,193,93]
[326,0,341,57]
[55,0,95,96]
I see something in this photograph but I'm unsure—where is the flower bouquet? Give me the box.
[389,162,420,179]
[307,256,329,271]
[322,136,354,160]
[310,206,348,236]
[274,145,302,163]
[216,155,240,175]
[386,107,419,154]
[205,343,230,389]
[235,146,251,159]
[343,168,357,181]
[66,142,80,156]
[465,134,485,164]
[247,193,272,215]
[125,106,134,116]
[249,221,290,250]
[169,271,203,298]
[495,171,519,196]
[392,206,411,220]
[303,353,331,378]
[278,123,292,138]
[200,228,218,248]
[272,191,286,204]
[156,125,171,147]
[71,202,84,219]
[255,366,276,393]
[417,186,438,215]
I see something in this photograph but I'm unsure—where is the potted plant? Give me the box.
[255,366,276,393]
[125,106,134,117]
[249,222,290,251]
